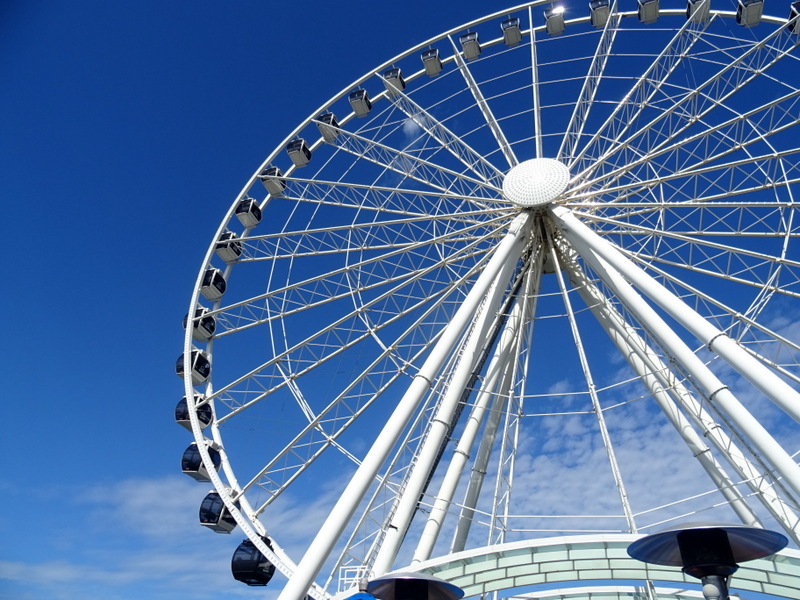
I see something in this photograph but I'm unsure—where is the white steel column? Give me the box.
[452,251,541,554]
[276,212,532,600]
[568,254,800,542]
[551,204,800,424]
[411,273,532,564]
[566,259,764,529]
[549,206,800,504]
[372,223,528,575]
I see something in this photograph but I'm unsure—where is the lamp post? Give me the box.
[346,572,464,600]
[628,522,788,600]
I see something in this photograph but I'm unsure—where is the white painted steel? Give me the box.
[180,4,800,599]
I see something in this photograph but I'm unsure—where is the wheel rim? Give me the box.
[180,2,800,598]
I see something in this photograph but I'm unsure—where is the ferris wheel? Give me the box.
[177,1,800,599]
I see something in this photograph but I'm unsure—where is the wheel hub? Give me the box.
[502,158,570,208]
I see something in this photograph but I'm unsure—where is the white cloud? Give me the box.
[1,476,265,600]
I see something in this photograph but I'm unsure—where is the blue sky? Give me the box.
[0,2,520,599]
[3,2,800,600]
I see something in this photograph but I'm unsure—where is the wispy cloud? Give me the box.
[2,476,259,600]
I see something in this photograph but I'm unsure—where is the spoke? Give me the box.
[546,222,637,533]
[211,235,498,412]
[449,34,518,168]
[314,118,501,200]
[210,214,508,336]
[557,2,621,162]
[569,14,707,175]
[569,89,800,199]
[594,221,800,300]
[381,84,505,185]
[574,18,800,188]
[236,208,503,262]
[608,253,800,387]
[274,175,502,217]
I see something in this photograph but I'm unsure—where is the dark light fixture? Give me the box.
[628,522,788,600]
[365,572,464,600]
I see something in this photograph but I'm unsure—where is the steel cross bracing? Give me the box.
[567,98,800,204]
[448,34,518,169]
[557,243,800,544]
[209,214,507,336]
[557,1,620,163]
[552,206,800,499]
[594,244,800,389]
[381,84,505,187]
[572,19,800,193]
[568,211,800,299]
[214,234,505,507]
[181,5,800,599]
[276,212,533,600]
[568,12,708,176]
[315,118,500,201]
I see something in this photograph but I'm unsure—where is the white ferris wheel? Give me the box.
[178,1,800,599]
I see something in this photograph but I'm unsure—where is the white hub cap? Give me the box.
[502,158,570,207]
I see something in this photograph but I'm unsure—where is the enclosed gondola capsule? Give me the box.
[349,88,372,117]
[231,537,277,586]
[199,491,237,533]
[181,442,222,481]
[501,17,522,46]
[382,67,406,95]
[736,0,762,27]
[287,139,311,168]
[258,166,285,198]
[200,267,226,301]
[790,2,800,34]
[544,6,566,36]
[235,195,262,228]
[686,0,710,23]
[176,348,211,385]
[215,231,242,263]
[175,394,213,431]
[589,0,610,28]
[316,112,340,143]
[460,32,481,60]
[421,48,442,76]
[638,0,659,23]
[183,306,216,341]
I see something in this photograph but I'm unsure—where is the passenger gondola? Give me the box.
[686,0,710,22]
[791,2,800,33]
[215,231,242,263]
[176,348,211,385]
[199,491,237,533]
[287,138,311,168]
[460,32,481,60]
[316,112,340,143]
[382,67,405,95]
[231,537,277,586]
[638,0,659,23]
[544,6,566,36]
[183,306,216,341]
[736,0,763,27]
[258,166,285,197]
[181,442,222,481]
[501,17,522,46]
[421,48,442,76]
[175,394,213,431]
[349,88,372,117]
[589,0,610,28]
[200,267,226,301]
[235,195,262,228]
